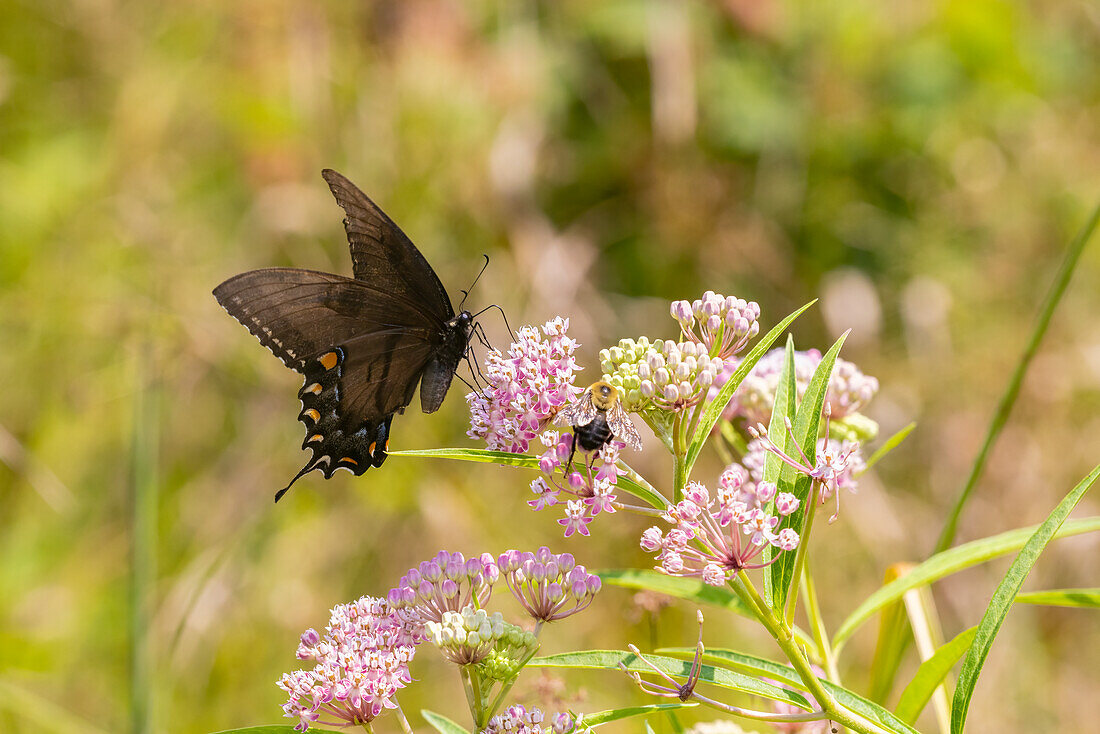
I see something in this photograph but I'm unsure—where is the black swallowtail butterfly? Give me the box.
[214,170,476,501]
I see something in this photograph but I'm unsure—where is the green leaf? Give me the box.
[208,728,341,734]
[866,565,913,705]
[935,199,1100,553]
[833,516,1100,650]
[895,627,977,725]
[951,463,1100,734]
[530,650,811,709]
[577,703,697,728]
[684,300,816,474]
[861,422,916,474]
[1015,588,1100,608]
[595,569,815,649]
[660,648,920,734]
[769,331,848,613]
[761,337,798,602]
[421,710,470,734]
[390,447,667,509]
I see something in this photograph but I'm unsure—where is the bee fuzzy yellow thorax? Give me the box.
[589,381,618,411]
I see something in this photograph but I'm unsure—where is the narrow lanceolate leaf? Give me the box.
[895,627,978,725]
[770,331,848,614]
[595,569,814,649]
[576,703,697,728]
[1015,588,1100,608]
[833,516,1100,650]
[684,300,816,473]
[421,710,469,734]
[660,648,920,734]
[861,422,916,474]
[935,199,1100,554]
[951,463,1100,734]
[389,448,667,509]
[530,650,811,710]
[867,564,914,706]
[761,337,798,602]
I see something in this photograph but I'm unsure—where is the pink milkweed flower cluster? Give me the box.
[277,596,418,732]
[671,291,761,360]
[528,431,623,537]
[747,425,866,522]
[467,317,581,453]
[720,348,879,427]
[482,705,575,734]
[387,551,499,628]
[640,472,801,586]
[498,547,602,623]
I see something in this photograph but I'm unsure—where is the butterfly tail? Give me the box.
[275,456,327,502]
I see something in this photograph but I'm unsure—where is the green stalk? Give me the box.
[935,198,1100,553]
[672,412,687,502]
[735,573,890,734]
[783,480,822,626]
[801,571,840,684]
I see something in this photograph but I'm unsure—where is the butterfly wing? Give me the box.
[214,268,440,499]
[322,168,455,321]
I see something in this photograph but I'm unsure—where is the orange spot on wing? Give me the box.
[341,457,358,466]
[319,352,339,370]
[304,383,322,395]
[308,434,324,443]
[368,441,376,454]
[303,409,320,422]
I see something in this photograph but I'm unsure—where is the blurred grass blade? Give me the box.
[861,423,916,474]
[1015,588,1100,608]
[596,569,814,648]
[659,648,920,734]
[390,448,666,509]
[951,462,1100,734]
[934,199,1100,554]
[530,650,811,709]
[833,516,1100,650]
[761,336,797,601]
[577,703,697,728]
[895,627,977,726]
[867,564,913,705]
[770,331,848,615]
[130,353,158,734]
[421,710,469,734]
[684,300,816,473]
[901,581,948,732]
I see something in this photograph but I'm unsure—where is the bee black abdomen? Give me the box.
[574,413,614,452]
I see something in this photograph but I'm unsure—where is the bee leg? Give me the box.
[565,431,579,475]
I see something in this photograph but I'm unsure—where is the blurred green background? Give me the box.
[2,1,1100,732]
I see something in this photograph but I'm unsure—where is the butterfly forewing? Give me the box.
[322,169,454,319]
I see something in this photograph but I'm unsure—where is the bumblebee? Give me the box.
[554,381,643,469]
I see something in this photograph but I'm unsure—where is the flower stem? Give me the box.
[672,412,687,503]
[801,570,840,684]
[783,479,821,626]
[734,571,891,734]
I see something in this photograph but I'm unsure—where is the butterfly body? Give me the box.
[214,170,476,501]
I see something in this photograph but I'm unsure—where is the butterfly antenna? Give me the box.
[458,254,490,311]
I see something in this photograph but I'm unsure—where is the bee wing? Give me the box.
[553,388,599,427]
[607,403,643,450]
